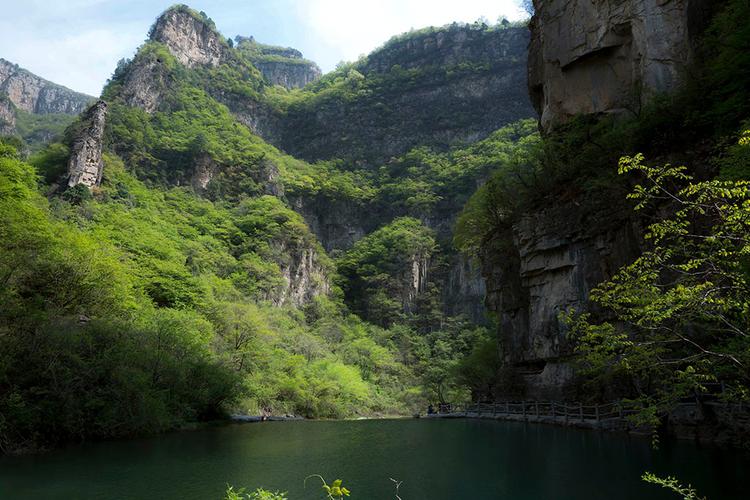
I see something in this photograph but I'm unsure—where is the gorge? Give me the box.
[1,0,749,496]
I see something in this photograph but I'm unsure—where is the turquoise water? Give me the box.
[0,418,746,499]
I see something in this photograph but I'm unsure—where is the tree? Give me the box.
[566,153,750,425]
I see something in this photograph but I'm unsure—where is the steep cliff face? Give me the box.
[481,0,714,398]
[254,60,321,89]
[271,243,331,307]
[67,100,107,188]
[0,58,93,115]
[0,95,15,135]
[482,204,641,398]
[117,54,172,113]
[279,25,533,164]
[149,7,226,68]
[528,0,711,131]
[291,197,368,253]
[236,37,321,90]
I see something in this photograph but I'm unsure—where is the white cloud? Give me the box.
[296,0,526,70]
[2,26,144,96]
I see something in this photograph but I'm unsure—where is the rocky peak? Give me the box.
[528,0,712,131]
[149,5,226,68]
[67,100,107,188]
[0,58,93,115]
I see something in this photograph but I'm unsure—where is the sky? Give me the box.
[0,0,526,97]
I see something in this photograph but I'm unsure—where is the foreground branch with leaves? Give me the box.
[565,150,750,426]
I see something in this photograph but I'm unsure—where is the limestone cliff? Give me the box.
[482,204,641,398]
[117,52,173,113]
[0,58,93,115]
[271,243,331,308]
[67,100,107,188]
[481,0,713,398]
[149,6,226,68]
[279,25,533,164]
[236,36,321,90]
[528,0,712,131]
[0,94,15,135]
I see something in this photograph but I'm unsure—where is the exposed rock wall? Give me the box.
[444,255,487,321]
[0,95,15,135]
[270,243,331,308]
[253,60,321,89]
[478,0,714,398]
[528,0,711,131]
[279,26,534,164]
[118,56,172,113]
[149,8,225,68]
[0,58,93,115]
[67,100,107,188]
[481,204,641,398]
[235,36,322,90]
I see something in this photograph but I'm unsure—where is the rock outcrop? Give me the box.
[67,100,107,188]
[528,0,711,131]
[0,58,93,115]
[253,60,321,89]
[236,36,321,90]
[272,244,331,308]
[118,55,172,113]
[149,6,226,68]
[0,95,15,135]
[482,204,641,398]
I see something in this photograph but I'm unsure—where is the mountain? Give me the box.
[3,0,750,453]
[274,24,533,164]
[0,58,95,148]
[0,4,537,452]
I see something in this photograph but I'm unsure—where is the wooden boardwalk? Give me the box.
[425,400,750,432]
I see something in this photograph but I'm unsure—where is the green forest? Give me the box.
[0,5,540,453]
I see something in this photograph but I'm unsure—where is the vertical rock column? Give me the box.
[67,100,107,188]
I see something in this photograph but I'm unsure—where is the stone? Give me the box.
[67,100,107,188]
[481,203,642,398]
[235,36,322,90]
[253,60,321,90]
[119,56,171,113]
[271,244,331,308]
[149,7,225,68]
[0,95,15,135]
[528,0,711,131]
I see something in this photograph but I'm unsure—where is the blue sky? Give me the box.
[0,0,526,96]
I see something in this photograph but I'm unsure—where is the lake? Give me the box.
[0,418,746,499]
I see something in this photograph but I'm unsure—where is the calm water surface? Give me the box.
[0,418,747,499]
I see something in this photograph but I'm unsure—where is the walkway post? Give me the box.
[579,402,584,422]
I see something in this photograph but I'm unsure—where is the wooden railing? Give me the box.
[440,399,749,424]
[448,401,628,423]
